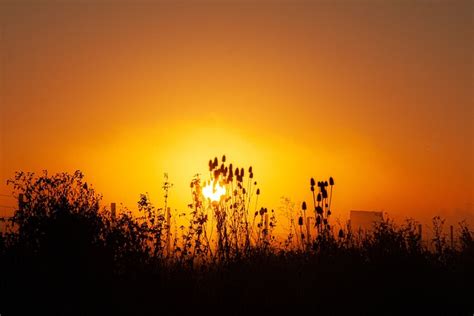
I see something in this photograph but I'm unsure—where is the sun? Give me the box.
[202,179,226,202]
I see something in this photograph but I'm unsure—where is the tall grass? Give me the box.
[0,158,472,314]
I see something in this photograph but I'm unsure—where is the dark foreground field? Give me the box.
[2,245,473,315]
[1,171,472,315]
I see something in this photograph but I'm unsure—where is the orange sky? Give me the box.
[0,1,472,227]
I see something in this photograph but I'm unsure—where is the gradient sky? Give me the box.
[0,1,472,227]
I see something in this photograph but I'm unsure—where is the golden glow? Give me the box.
[0,2,472,227]
[202,179,226,202]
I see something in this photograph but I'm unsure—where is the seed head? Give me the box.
[222,155,226,162]
[302,201,307,210]
[310,178,315,187]
[329,177,334,186]
[338,229,344,238]
[322,189,328,199]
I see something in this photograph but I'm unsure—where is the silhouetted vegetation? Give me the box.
[0,160,472,315]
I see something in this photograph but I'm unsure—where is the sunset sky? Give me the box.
[0,1,472,226]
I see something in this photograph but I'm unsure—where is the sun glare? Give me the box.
[202,179,226,202]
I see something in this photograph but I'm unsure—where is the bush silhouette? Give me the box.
[0,166,473,315]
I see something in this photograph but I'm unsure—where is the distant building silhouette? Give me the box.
[350,210,383,233]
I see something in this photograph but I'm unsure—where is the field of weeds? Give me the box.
[1,156,472,315]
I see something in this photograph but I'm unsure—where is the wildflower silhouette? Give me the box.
[0,161,472,315]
